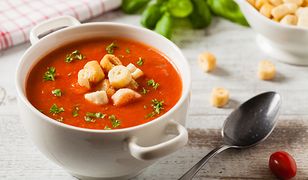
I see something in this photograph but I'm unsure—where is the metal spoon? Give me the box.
[179,91,281,180]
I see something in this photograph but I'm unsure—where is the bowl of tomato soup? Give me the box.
[16,16,191,179]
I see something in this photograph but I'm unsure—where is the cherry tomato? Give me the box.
[269,151,297,179]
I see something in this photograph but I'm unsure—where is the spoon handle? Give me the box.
[179,145,230,180]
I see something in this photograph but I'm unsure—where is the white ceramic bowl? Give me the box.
[236,0,308,65]
[15,16,191,180]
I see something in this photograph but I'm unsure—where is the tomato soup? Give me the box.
[26,38,182,130]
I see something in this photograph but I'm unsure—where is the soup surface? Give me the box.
[27,38,182,130]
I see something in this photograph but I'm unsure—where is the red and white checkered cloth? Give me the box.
[0,0,121,51]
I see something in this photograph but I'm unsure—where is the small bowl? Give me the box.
[15,16,191,179]
[236,0,308,65]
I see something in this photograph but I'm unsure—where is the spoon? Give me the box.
[179,91,281,180]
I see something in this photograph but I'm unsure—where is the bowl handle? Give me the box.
[128,120,188,161]
[30,16,80,45]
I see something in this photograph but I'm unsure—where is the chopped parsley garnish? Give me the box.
[84,116,94,122]
[65,50,85,63]
[125,48,130,54]
[50,104,64,115]
[72,106,79,117]
[56,117,64,122]
[43,67,56,81]
[137,57,144,66]
[51,89,62,97]
[152,99,164,114]
[147,79,159,89]
[141,87,149,94]
[145,112,156,118]
[112,120,121,128]
[104,126,112,130]
[106,42,118,54]
[109,115,121,128]
[145,99,164,118]
[84,112,105,122]
[109,115,116,121]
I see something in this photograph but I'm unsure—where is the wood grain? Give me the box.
[0,10,308,179]
[1,115,308,179]
[186,118,308,179]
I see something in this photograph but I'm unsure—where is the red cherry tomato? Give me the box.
[269,151,297,179]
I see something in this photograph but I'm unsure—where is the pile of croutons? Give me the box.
[78,54,143,106]
[248,0,308,27]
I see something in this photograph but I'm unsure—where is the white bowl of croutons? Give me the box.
[235,0,308,65]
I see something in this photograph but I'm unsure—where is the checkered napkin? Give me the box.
[0,0,121,51]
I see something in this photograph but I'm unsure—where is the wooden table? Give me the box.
[1,10,308,179]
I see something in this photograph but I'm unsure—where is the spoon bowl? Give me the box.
[180,91,281,180]
[223,91,281,147]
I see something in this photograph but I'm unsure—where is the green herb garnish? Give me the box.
[50,104,64,115]
[43,67,56,81]
[56,117,64,122]
[152,99,164,114]
[51,89,62,97]
[145,112,156,118]
[104,126,112,130]
[145,99,164,118]
[141,87,149,94]
[84,112,105,122]
[126,48,130,54]
[109,115,121,128]
[65,50,85,63]
[84,116,95,122]
[112,120,121,128]
[106,42,118,54]
[72,106,79,117]
[137,57,144,66]
[147,79,159,89]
